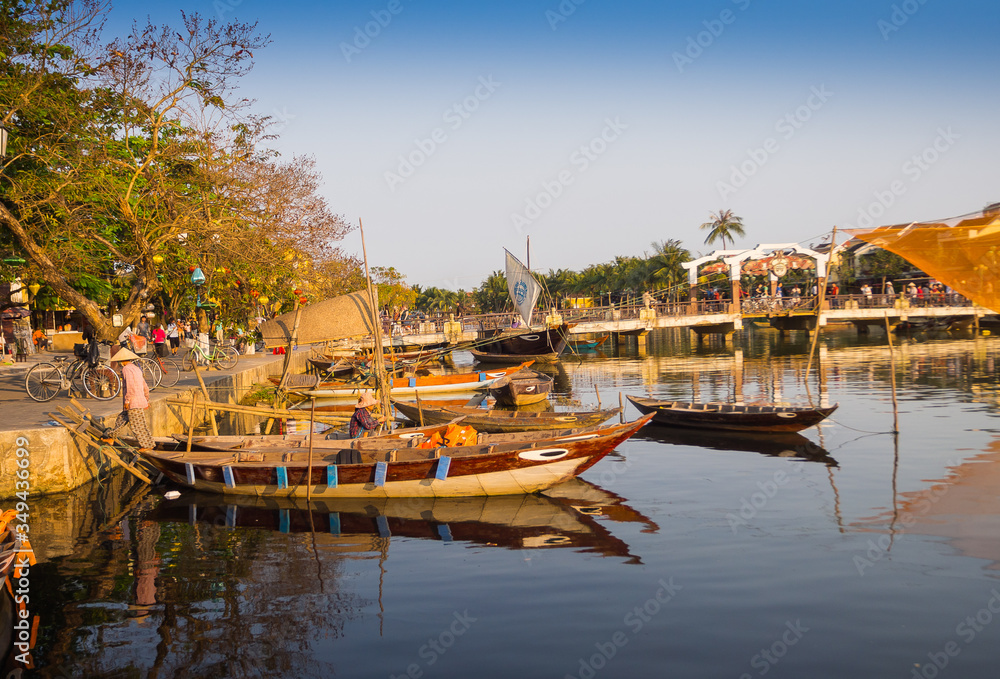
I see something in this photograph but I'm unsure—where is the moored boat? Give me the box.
[136,414,653,498]
[487,369,554,406]
[470,325,571,364]
[392,400,621,433]
[285,362,533,399]
[568,335,610,351]
[627,395,837,433]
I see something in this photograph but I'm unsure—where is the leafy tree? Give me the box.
[0,3,355,338]
[699,209,746,250]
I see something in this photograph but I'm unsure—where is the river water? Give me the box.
[11,326,1000,678]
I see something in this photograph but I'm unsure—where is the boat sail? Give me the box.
[505,249,542,326]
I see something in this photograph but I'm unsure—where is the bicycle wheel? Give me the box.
[24,363,63,402]
[138,357,162,390]
[182,350,202,372]
[214,346,238,370]
[83,365,122,400]
[157,358,181,388]
[67,359,88,395]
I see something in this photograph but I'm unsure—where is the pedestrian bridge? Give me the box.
[389,294,992,348]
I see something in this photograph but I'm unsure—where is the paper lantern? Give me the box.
[299,296,307,304]
[258,296,269,304]
[152,254,164,265]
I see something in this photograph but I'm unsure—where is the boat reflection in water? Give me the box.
[151,478,657,564]
[634,426,838,467]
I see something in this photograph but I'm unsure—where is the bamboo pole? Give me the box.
[806,226,837,400]
[594,385,601,407]
[885,312,900,434]
[186,394,198,453]
[307,397,316,501]
[277,300,304,392]
[52,414,151,484]
[359,218,392,420]
[166,397,350,424]
[415,391,425,427]
[191,361,219,435]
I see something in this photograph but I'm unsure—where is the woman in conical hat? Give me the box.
[350,391,387,438]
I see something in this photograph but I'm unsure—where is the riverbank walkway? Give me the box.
[0,347,303,433]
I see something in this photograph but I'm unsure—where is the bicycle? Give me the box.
[141,351,181,388]
[24,352,121,402]
[182,340,239,372]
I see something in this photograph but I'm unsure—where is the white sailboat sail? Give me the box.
[505,249,542,326]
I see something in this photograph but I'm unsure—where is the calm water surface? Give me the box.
[14,327,1000,678]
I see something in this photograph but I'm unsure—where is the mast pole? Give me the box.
[359,219,392,420]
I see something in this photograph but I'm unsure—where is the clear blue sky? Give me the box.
[109,0,1000,290]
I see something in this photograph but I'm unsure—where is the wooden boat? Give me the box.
[568,335,610,351]
[169,420,466,453]
[392,400,621,433]
[487,370,553,406]
[470,325,570,364]
[136,414,653,498]
[307,356,355,376]
[627,395,838,433]
[290,362,533,398]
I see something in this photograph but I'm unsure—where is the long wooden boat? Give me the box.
[171,418,623,455]
[307,356,355,376]
[392,400,621,433]
[487,370,553,406]
[291,362,533,398]
[169,420,466,453]
[137,414,653,498]
[627,395,838,433]
[471,325,570,364]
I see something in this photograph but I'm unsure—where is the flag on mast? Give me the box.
[505,249,542,327]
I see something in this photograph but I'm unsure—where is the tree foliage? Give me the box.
[0,1,358,337]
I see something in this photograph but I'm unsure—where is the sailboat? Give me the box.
[471,250,571,364]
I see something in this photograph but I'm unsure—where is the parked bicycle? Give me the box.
[143,351,181,388]
[24,343,121,402]
[182,340,239,372]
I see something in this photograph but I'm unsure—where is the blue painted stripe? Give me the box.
[408,377,416,387]
[374,461,388,487]
[279,509,290,533]
[226,505,237,528]
[276,466,288,489]
[436,524,453,542]
[329,512,341,534]
[436,455,451,481]
[376,514,391,538]
[222,466,235,489]
[185,463,195,485]
[327,465,338,488]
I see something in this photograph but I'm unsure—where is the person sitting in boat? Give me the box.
[350,392,388,438]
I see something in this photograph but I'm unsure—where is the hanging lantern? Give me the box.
[258,295,269,304]
[293,288,303,296]
[152,254,164,265]
[190,267,206,285]
[299,296,307,304]
[28,283,41,297]
[251,290,259,298]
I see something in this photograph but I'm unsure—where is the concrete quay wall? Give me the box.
[0,350,310,499]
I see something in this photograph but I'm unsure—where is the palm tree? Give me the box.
[644,239,691,293]
[700,209,746,250]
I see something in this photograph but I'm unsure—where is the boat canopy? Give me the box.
[846,205,1000,313]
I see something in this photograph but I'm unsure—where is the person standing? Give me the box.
[104,348,154,450]
[152,324,166,357]
[137,317,152,342]
[166,320,180,355]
